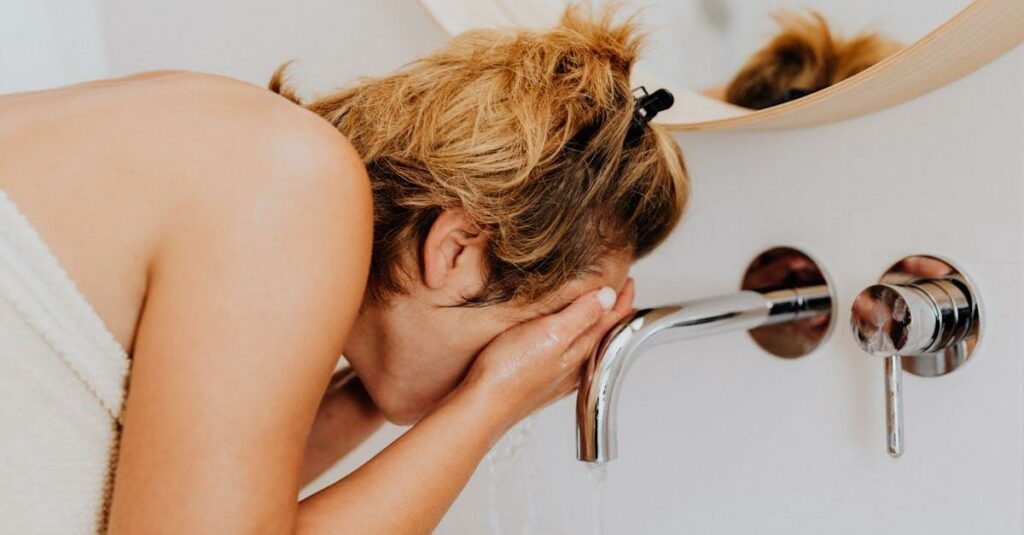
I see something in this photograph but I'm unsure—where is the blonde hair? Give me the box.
[725,10,903,109]
[271,5,689,304]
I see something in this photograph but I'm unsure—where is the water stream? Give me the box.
[586,463,608,535]
[483,418,609,535]
[483,417,534,535]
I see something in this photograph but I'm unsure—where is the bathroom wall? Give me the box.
[16,1,1021,532]
[93,0,446,98]
[0,0,107,93]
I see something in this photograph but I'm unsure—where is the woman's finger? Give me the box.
[541,286,617,348]
[588,277,636,339]
[560,279,637,368]
[608,278,635,320]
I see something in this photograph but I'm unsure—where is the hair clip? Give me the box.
[626,86,675,142]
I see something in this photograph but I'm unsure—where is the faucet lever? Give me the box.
[884,354,904,457]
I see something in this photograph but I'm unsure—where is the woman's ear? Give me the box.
[421,210,488,299]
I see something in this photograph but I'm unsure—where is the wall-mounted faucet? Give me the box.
[576,247,835,464]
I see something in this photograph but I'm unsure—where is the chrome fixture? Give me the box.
[849,255,982,458]
[576,247,834,464]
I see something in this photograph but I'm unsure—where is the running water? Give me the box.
[483,420,607,534]
[586,463,609,535]
[483,417,535,535]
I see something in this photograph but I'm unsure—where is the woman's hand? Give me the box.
[299,280,636,533]
[462,278,636,428]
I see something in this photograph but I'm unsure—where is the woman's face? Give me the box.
[344,234,632,425]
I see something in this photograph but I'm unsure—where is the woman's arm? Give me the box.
[298,282,635,533]
[300,370,383,486]
[107,108,375,533]
[298,379,505,533]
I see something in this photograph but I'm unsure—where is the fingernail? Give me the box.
[596,287,616,310]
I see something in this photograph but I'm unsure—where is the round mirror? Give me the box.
[418,0,1023,130]
[638,1,968,98]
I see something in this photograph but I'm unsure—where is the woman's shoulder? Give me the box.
[144,71,374,256]
[125,72,375,304]
[152,71,367,181]
[6,69,371,211]
[0,70,372,353]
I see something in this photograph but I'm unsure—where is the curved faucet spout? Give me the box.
[575,285,830,464]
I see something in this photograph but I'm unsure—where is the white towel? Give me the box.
[0,189,130,534]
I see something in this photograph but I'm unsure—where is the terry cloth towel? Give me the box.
[0,189,130,534]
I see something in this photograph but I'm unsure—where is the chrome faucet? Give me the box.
[575,247,834,464]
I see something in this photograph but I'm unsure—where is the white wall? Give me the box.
[94,0,445,97]
[0,0,107,93]
[8,1,1020,533]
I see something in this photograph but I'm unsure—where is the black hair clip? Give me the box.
[626,86,674,143]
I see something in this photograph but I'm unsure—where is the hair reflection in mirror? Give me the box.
[724,10,903,109]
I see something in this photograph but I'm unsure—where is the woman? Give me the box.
[0,6,688,533]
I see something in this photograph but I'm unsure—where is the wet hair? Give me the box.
[270,4,689,305]
[725,10,903,109]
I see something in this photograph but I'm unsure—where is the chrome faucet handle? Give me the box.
[849,256,981,458]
